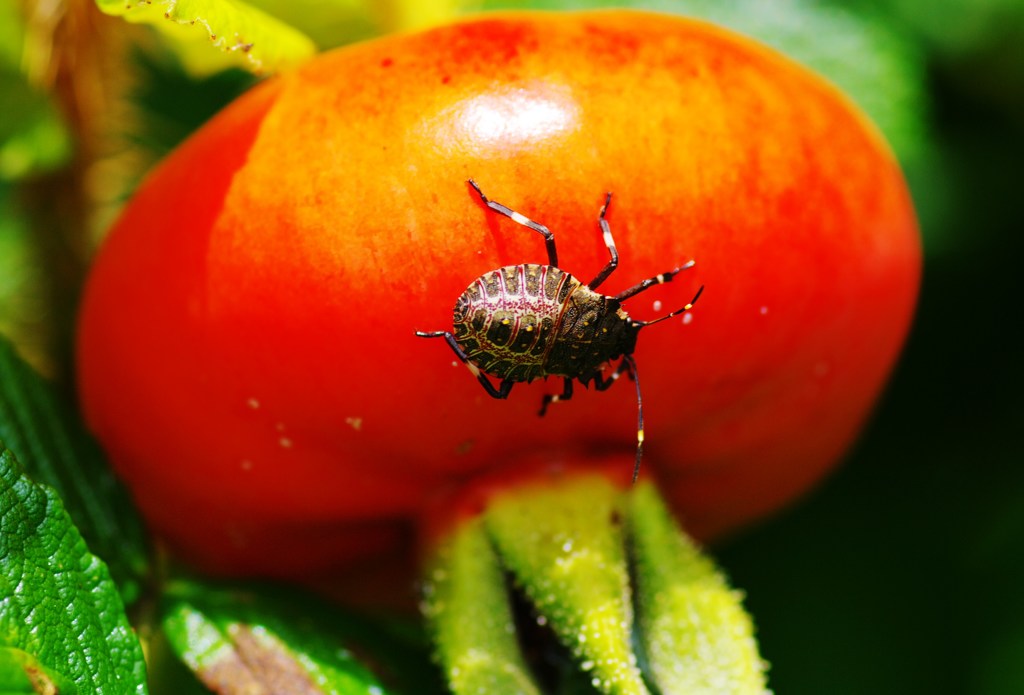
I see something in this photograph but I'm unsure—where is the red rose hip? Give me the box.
[76,11,920,579]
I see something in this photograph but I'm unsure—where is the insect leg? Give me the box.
[415,331,514,399]
[587,192,619,290]
[468,179,558,267]
[614,260,695,302]
[623,354,645,483]
[590,358,633,391]
[539,377,574,417]
[588,357,644,482]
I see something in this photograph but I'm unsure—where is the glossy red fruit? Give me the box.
[76,11,920,579]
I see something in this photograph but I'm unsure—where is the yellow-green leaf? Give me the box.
[94,0,317,74]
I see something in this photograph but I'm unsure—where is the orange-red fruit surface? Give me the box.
[77,11,920,578]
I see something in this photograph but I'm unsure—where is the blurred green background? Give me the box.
[708,3,1024,694]
[2,0,1022,692]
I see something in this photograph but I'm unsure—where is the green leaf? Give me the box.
[485,475,648,695]
[162,581,392,694]
[867,0,1024,56]
[94,0,317,75]
[0,447,148,694]
[629,481,768,694]
[422,517,542,694]
[0,647,80,694]
[0,334,149,602]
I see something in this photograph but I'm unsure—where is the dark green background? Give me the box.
[718,17,1024,692]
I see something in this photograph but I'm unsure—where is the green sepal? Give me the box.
[485,475,648,695]
[629,481,768,694]
[422,517,542,694]
[162,581,391,694]
[94,0,317,75]
[421,474,770,693]
[0,334,148,603]
[0,447,148,694]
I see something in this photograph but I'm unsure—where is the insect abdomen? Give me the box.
[453,264,578,382]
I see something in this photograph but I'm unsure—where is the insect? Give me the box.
[417,181,703,482]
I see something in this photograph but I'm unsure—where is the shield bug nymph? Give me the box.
[416,181,703,482]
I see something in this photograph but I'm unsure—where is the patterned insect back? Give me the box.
[417,181,703,482]
[453,264,580,382]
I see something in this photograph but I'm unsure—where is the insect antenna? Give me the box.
[614,260,695,303]
[633,285,705,329]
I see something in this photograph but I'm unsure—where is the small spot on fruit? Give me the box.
[682,312,694,325]
[345,416,363,431]
[279,437,293,448]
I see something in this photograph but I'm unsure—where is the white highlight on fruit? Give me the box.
[433,83,580,151]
